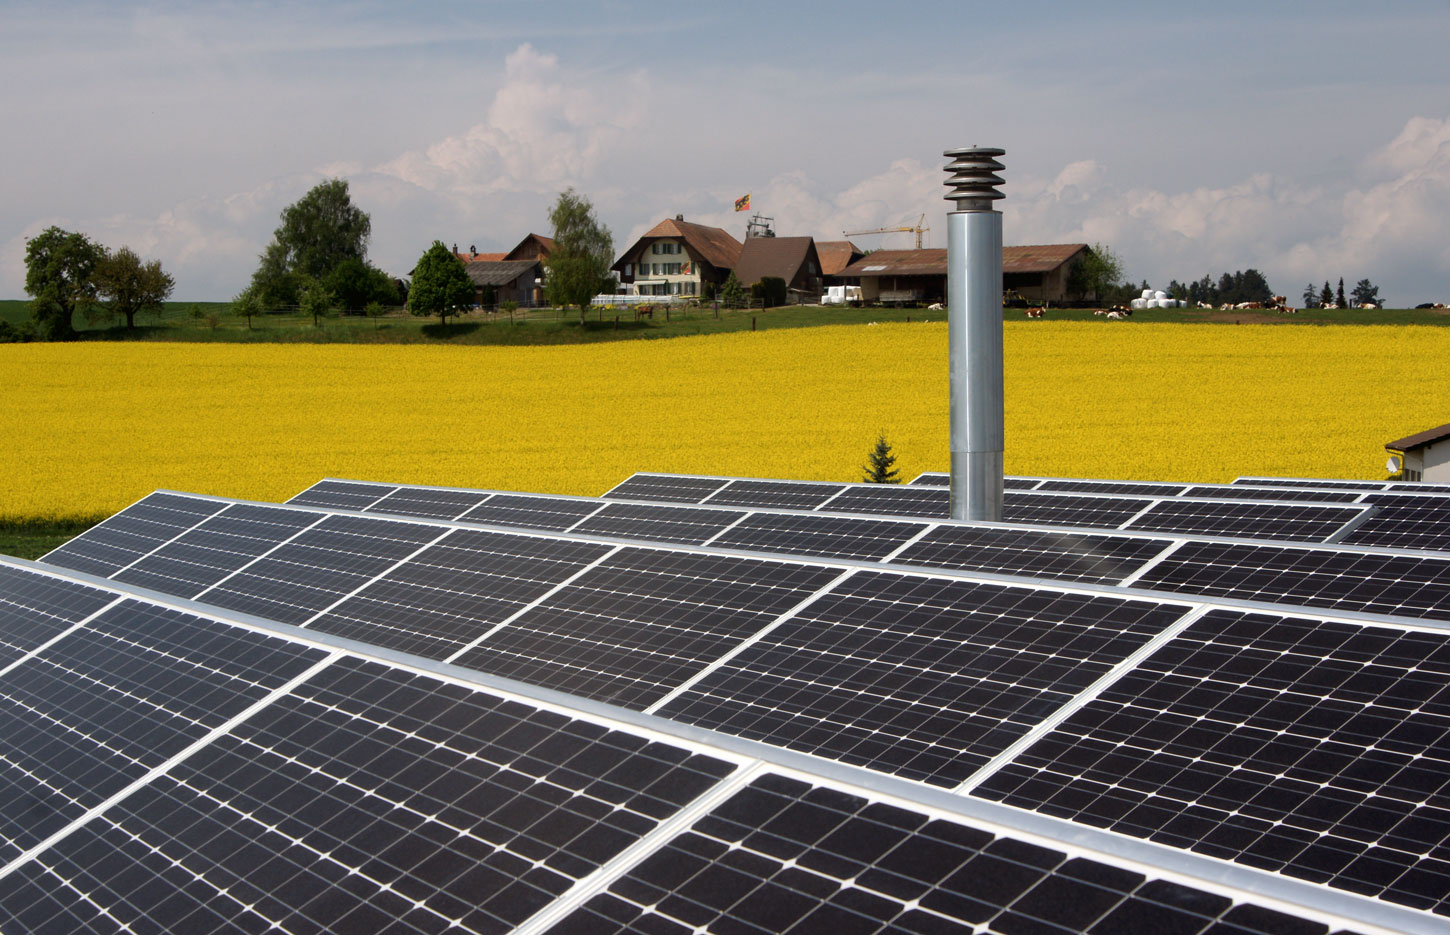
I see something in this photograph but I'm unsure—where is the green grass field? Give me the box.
[3,298,1448,346]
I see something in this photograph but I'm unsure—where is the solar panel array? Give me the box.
[0,557,1392,935]
[290,479,1450,625]
[13,460,1450,933]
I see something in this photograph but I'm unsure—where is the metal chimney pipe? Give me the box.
[944,146,1006,521]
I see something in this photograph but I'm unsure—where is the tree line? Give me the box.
[1299,277,1380,309]
[7,229,175,341]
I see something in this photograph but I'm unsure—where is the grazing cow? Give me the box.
[1271,295,1287,307]
[1359,302,1379,309]
[1092,309,1107,316]
[1024,307,1044,318]
[1197,301,1213,308]
[1105,310,1126,319]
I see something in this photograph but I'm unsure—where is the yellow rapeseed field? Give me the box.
[3,322,1448,523]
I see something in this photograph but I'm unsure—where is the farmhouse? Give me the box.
[1387,422,1450,482]
[838,243,1092,304]
[612,215,742,297]
[731,236,824,304]
[459,233,555,307]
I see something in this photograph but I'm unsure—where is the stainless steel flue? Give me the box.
[944,146,1006,521]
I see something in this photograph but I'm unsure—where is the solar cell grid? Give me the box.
[287,478,398,511]
[112,503,321,598]
[1133,540,1450,621]
[659,571,1191,786]
[365,485,492,520]
[41,492,225,578]
[1342,494,1450,552]
[1003,492,1147,528]
[1181,486,1366,503]
[1124,499,1363,542]
[570,502,742,545]
[893,525,1173,584]
[452,547,844,709]
[198,512,445,625]
[548,773,1352,935]
[821,484,950,517]
[0,565,116,668]
[1038,479,1191,497]
[459,494,604,531]
[603,475,731,503]
[704,479,845,510]
[0,656,736,935]
[708,512,923,561]
[0,599,324,861]
[974,608,1450,916]
[306,529,614,659]
[1233,478,1389,491]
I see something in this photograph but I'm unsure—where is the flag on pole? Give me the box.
[733,193,751,212]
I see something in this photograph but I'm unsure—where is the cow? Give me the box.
[1024,307,1044,318]
[1105,310,1127,320]
[1358,302,1379,309]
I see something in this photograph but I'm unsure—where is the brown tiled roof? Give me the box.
[839,244,1091,278]
[1387,422,1450,451]
[464,259,539,287]
[815,241,864,277]
[1003,243,1090,273]
[615,218,742,271]
[733,237,818,287]
[457,251,506,264]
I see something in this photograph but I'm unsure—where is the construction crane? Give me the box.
[843,214,930,249]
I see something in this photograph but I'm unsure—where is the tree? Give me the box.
[94,246,174,330]
[1336,277,1347,309]
[250,178,371,307]
[1301,283,1318,309]
[1320,281,1334,307]
[1066,243,1123,303]
[409,241,474,327]
[543,188,614,323]
[1350,278,1380,307]
[323,257,401,313]
[861,433,901,484]
[719,271,746,309]
[24,227,104,340]
[232,288,262,329]
[297,278,335,327]
[752,276,787,308]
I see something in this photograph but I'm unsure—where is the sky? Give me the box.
[4,0,1450,306]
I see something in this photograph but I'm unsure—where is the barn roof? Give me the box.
[814,240,864,277]
[504,233,555,260]
[1387,422,1450,452]
[464,259,539,287]
[838,244,1091,277]
[615,217,742,271]
[732,236,818,286]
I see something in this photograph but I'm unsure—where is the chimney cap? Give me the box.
[943,146,1006,211]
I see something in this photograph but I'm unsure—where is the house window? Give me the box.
[623,263,632,277]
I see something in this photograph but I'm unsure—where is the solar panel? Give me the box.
[286,478,399,510]
[704,479,846,510]
[451,547,845,709]
[198,513,446,625]
[1038,479,1192,497]
[657,572,1191,786]
[0,564,117,667]
[602,474,731,503]
[1181,485,1366,503]
[550,773,1358,935]
[0,597,325,861]
[458,493,605,531]
[707,512,924,561]
[894,525,1175,584]
[366,485,492,519]
[41,491,225,577]
[821,484,950,517]
[1124,499,1364,543]
[111,503,322,598]
[570,502,742,545]
[1233,477,1391,491]
[306,529,614,659]
[1133,540,1450,620]
[974,608,1450,917]
[1342,493,1450,552]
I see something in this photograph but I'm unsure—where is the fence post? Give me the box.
[752,316,756,331]
[613,315,618,331]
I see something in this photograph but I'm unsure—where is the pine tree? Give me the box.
[1336,278,1347,309]
[1320,281,1334,307]
[719,272,746,309]
[1301,283,1317,308]
[861,433,901,484]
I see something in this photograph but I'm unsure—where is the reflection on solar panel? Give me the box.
[975,608,1450,916]
[452,547,845,709]
[603,474,731,502]
[1133,540,1450,620]
[894,526,1173,584]
[705,479,846,510]
[658,572,1190,786]
[41,491,225,577]
[551,773,1349,935]
[1343,494,1450,552]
